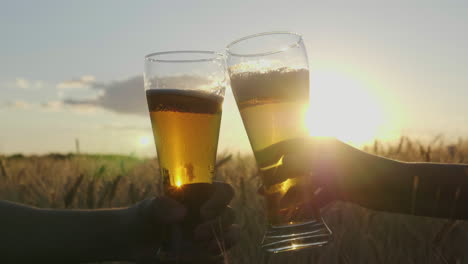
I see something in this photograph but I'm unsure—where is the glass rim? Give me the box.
[145,50,222,63]
[225,31,303,57]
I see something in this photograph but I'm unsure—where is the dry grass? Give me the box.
[1,137,468,263]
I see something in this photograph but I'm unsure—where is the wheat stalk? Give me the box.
[64,174,84,208]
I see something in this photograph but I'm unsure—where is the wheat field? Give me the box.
[1,136,468,264]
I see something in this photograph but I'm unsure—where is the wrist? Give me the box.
[31,207,139,262]
[87,207,139,262]
[113,206,140,261]
[342,156,411,207]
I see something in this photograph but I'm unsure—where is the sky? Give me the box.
[1,0,468,156]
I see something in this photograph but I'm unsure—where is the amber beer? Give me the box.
[146,89,222,246]
[146,89,223,187]
[230,68,315,226]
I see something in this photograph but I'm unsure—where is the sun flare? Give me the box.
[305,69,399,147]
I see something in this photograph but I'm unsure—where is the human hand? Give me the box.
[257,136,375,208]
[124,182,240,263]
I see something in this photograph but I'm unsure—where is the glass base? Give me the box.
[261,217,332,253]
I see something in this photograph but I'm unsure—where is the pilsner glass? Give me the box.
[144,51,226,262]
[226,32,332,253]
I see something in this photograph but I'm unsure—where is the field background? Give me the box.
[1,136,468,264]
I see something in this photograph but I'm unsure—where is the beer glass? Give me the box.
[226,32,332,253]
[144,51,226,261]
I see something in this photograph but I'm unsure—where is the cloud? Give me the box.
[16,78,29,89]
[63,76,147,115]
[93,76,146,115]
[61,75,224,116]
[14,78,43,89]
[102,123,151,131]
[62,98,95,107]
[61,99,98,113]
[4,100,33,109]
[69,104,98,113]
[41,100,98,113]
[41,101,64,111]
[57,75,96,89]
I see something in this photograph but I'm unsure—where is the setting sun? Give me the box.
[305,69,400,147]
[138,135,152,147]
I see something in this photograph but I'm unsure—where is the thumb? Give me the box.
[148,196,187,224]
[260,152,310,187]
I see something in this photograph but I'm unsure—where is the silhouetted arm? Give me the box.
[341,154,468,220]
[259,137,468,220]
[0,182,239,263]
[0,200,134,263]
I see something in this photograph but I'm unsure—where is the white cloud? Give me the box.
[41,101,64,111]
[4,100,33,109]
[81,75,96,83]
[14,78,43,89]
[41,100,98,114]
[15,78,29,89]
[70,104,98,114]
[57,75,96,89]
[62,99,98,113]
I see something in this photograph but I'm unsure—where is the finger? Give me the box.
[194,206,235,241]
[147,196,187,224]
[255,137,310,166]
[208,224,241,254]
[201,182,234,220]
[260,149,314,187]
[259,137,344,187]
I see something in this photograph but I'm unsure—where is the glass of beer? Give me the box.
[226,32,332,253]
[144,50,226,262]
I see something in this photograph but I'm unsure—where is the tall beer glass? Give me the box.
[144,51,226,262]
[226,32,332,253]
